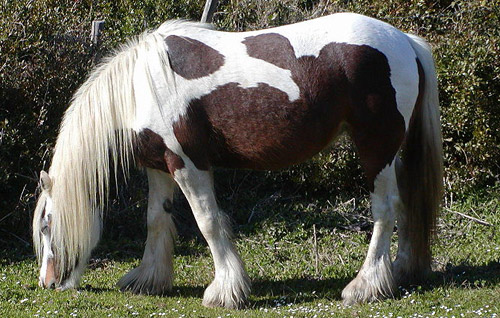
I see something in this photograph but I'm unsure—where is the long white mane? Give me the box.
[33,20,209,280]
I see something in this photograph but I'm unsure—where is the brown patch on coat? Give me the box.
[165,35,225,79]
[341,46,406,190]
[173,33,406,190]
[243,33,296,69]
[174,80,347,171]
[134,129,185,174]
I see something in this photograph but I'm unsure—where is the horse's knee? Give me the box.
[146,210,173,232]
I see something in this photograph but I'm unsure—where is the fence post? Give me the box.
[91,20,105,45]
[91,20,105,64]
[201,0,218,23]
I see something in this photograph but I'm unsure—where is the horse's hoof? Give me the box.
[117,266,172,295]
[201,274,251,309]
[342,260,395,305]
[342,275,379,305]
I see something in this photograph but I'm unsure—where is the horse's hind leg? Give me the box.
[341,162,402,305]
[341,94,407,304]
[173,166,250,309]
[118,168,176,295]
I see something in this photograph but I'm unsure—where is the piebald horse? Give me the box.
[33,13,443,308]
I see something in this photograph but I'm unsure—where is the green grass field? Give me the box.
[1,187,498,317]
[1,0,499,317]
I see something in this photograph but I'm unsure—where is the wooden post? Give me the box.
[201,0,218,23]
[91,20,105,65]
[91,20,105,45]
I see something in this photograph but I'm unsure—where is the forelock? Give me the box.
[33,192,48,263]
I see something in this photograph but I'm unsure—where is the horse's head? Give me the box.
[33,171,100,290]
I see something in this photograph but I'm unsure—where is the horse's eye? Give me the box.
[41,215,51,234]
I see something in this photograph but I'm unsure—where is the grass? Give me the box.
[1,1,498,316]
[1,186,499,317]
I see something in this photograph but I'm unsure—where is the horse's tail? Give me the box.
[396,34,443,282]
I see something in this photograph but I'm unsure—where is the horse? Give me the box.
[33,12,443,309]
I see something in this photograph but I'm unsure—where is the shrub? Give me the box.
[0,0,203,239]
[1,0,498,240]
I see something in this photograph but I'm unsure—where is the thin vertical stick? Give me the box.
[313,224,319,276]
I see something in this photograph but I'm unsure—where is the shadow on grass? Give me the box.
[246,261,500,308]
[432,261,500,288]
[140,277,346,308]
[11,257,499,309]
[386,261,500,301]
[164,262,500,308]
[249,277,346,307]
[3,236,498,309]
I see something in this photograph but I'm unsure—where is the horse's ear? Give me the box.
[40,170,52,192]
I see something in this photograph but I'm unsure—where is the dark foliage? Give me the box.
[1,0,499,242]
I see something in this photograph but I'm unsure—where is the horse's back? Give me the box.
[136,13,421,172]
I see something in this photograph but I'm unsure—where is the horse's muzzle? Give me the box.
[39,257,57,289]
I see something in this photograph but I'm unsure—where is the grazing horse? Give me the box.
[33,13,443,308]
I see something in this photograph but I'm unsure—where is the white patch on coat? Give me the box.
[38,195,54,288]
[39,219,53,286]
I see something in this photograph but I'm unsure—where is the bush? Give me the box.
[0,0,203,240]
[1,0,498,240]
[432,3,500,195]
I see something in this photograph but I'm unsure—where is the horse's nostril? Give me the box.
[49,282,56,289]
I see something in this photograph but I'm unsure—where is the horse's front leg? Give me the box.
[342,164,401,305]
[174,166,250,309]
[118,168,177,295]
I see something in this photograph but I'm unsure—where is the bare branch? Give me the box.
[445,208,493,227]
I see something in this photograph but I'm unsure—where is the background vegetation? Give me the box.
[1,0,499,240]
[0,0,499,316]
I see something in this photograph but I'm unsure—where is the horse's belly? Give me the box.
[192,82,346,170]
